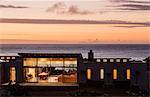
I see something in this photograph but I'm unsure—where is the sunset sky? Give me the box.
[0,0,150,44]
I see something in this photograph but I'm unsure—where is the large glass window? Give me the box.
[23,57,77,83]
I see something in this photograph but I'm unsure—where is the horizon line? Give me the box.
[0,18,149,25]
[0,43,150,45]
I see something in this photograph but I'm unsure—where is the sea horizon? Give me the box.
[0,44,149,61]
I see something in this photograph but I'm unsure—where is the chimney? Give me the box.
[88,50,94,60]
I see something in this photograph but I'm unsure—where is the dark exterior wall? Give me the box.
[77,58,84,83]
[15,59,23,83]
[78,60,87,83]
[3,62,9,83]
[81,60,131,83]
[0,63,2,83]
[79,58,148,91]
[90,61,131,83]
[102,63,113,84]
[2,58,23,83]
[0,63,5,84]
[130,62,148,91]
[88,61,98,81]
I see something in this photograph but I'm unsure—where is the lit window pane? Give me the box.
[38,58,50,67]
[126,69,131,80]
[113,69,117,79]
[51,58,63,67]
[24,68,37,82]
[100,69,104,79]
[64,58,77,67]
[87,69,91,80]
[10,67,16,82]
[24,58,37,66]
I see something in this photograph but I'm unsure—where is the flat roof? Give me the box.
[18,53,82,58]
[95,58,131,59]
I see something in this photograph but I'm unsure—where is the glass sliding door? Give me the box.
[63,58,77,83]
[24,68,37,82]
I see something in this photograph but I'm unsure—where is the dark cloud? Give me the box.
[109,0,150,11]
[109,0,126,2]
[109,0,150,4]
[46,2,93,15]
[113,25,150,28]
[67,5,93,15]
[0,18,149,28]
[118,4,150,10]
[126,1,150,4]
[46,2,66,14]
[0,4,28,8]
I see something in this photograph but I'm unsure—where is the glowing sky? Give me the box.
[0,0,150,44]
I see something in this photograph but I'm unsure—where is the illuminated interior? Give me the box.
[100,69,104,79]
[23,58,77,83]
[10,67,16,82]
[24,58,36,66]
[113,69,117,80]
[87,68,91,80]
[126,69,131,80]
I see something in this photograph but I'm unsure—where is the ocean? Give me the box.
[0,44,149,60]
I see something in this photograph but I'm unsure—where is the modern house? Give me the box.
[0,50,149,92]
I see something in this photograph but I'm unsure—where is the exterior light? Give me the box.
[110,59,114,62]
[103,59,107,62]
[123,59,127,62]
[116,59,120,62]
[96,59,101,62]
[7,57,10,59]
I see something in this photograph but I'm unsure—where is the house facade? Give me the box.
[0,50,149,92]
